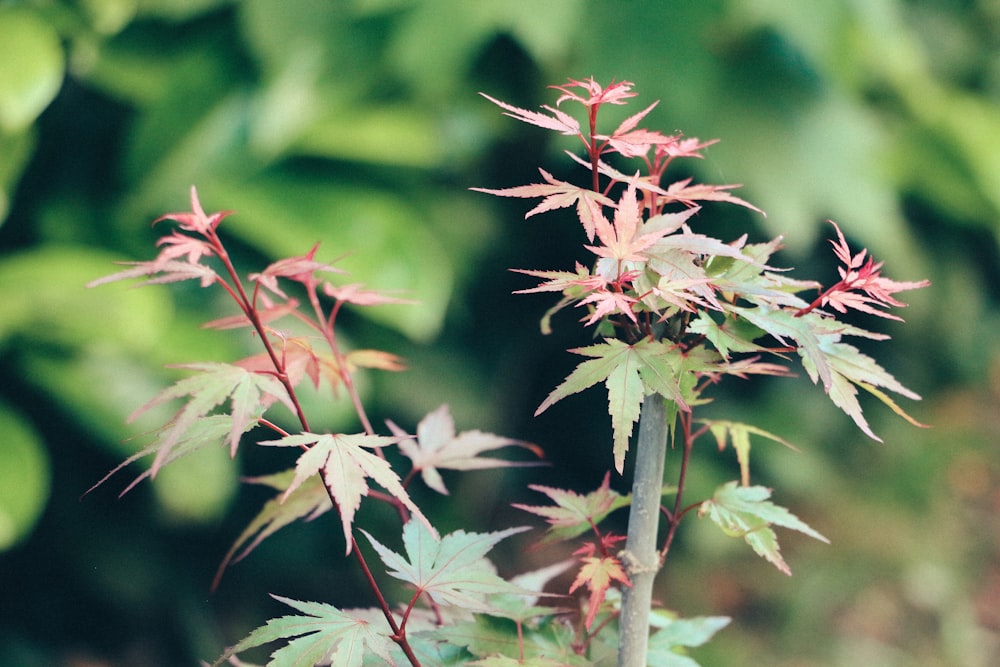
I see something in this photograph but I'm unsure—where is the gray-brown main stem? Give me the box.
[617,394,668,667]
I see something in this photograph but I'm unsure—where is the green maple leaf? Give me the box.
[687,311,769,358]
[512,472,632,544]
[646,614,731,667]
[698,481,828,575]
[259,432,431,554]
[129,362,295,476]
[387,404,543,496]
[537,338,688,472]
[213,595,395,667]
[86,415,254,499]
[212,470,332,590]
[819,338,927,441]
[361,520,531,613]
[701,421,798,487]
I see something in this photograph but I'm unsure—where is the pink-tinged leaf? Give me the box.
[606,101,660,137]
[212,470,332,590]
[322,282,416,306]
[387,404,543,496]
[611,129,681,159]
[512,472,630,544]
[577,288,640,327]
[698,482,828,576]
[661,178,765,215]
[479,93,581,135]
[249,243,345,298]
[472,168,613,241]
[155,185,234,235]
[569,553,631,629]
[550,77,637,108]
[361,520,533,613]
[817,222,930,320]
[658,136,720,160]
[586,180,673,265]
[128,362,296,473]
[233,340,324,392]
[345,349,407,373]
[86,259,219,289]
[566,151,670,198]
[202,298,301,330]
[701,421,798,487]
[212,595,395,667]
[512,263,607,296]
[85,415,243,500]
[259,432,432,554]
[154,231,216,265]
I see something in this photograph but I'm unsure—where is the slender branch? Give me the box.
[659,411,695,563]
[350,536,422,667]
[618,394,670,667]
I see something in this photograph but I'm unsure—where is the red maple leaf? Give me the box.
[569,535,631,629]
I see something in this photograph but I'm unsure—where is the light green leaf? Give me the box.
[0,7,63,133]
[214,595,395,667]
[698,481,828,575]
[701,420,798,487]
[212,471,332,590]
[362,520,531,613]
[512,472,630,545]
[131,362,295,472]
[0,406,50,551]
[260,432,429,554]
[538,338,689,472]
[646,614,731,667]
[606,349,644,473]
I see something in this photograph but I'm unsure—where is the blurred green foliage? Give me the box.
[0,0,998,665]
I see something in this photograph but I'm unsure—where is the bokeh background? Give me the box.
[1,1,999,665]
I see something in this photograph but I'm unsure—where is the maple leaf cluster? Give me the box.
[477,77,929,471]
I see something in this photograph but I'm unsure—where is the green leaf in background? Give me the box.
[0,7,64,134]
[206,176,454,340]
[0,6,64,224]
[0,406,50,551]
[0,246,172,349]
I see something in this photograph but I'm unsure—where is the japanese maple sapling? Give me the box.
[86,76,928,667]
[475,77,928,667]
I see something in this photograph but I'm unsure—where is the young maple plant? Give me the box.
[473,77,929,666]
[87,77,929,667]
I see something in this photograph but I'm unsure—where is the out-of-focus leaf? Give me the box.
[0,130,34,224]
[0,247,172,349]
[148,433,238,524]
[206,176,454,340]
[387,0,582,99]
[0,406,50,551]
[213,471,332,590]
[0,7,64,133]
